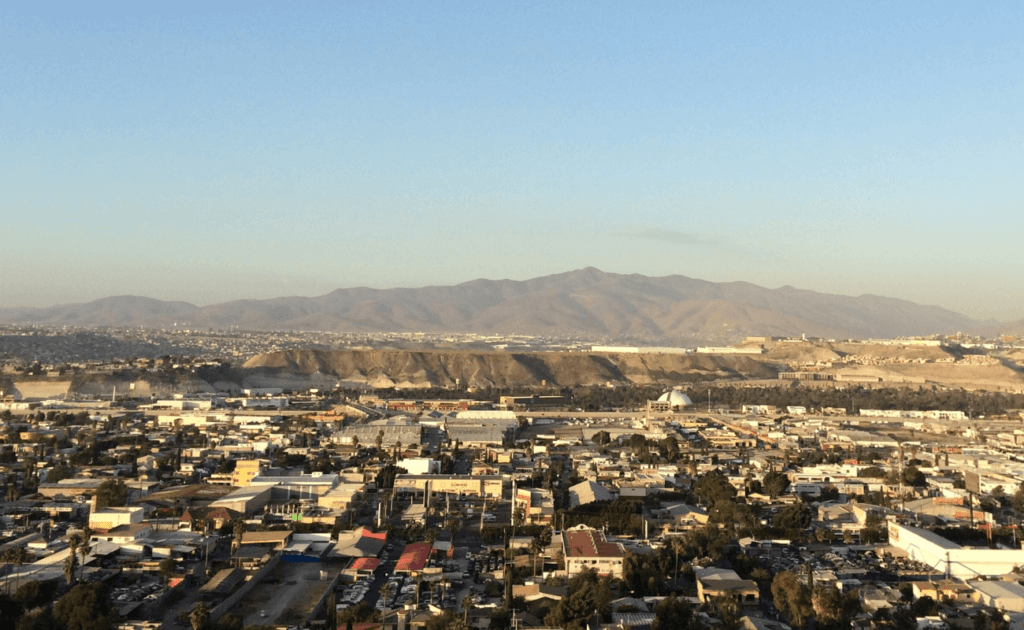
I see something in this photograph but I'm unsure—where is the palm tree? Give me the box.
[63,552,78,587]
[671,536,686,583]
[530,535,544,577]
[78,529,93,582]
[189,601,210,630]
[232,519,246,553]
[3,547,27,595]
[379,582,394,610]
[461,593,474,623]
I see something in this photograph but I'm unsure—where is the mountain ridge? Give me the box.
[0,269,995,343]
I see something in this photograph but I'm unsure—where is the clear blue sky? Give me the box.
[2,2,1022,320]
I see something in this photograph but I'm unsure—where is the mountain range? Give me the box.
[0,268,994,343]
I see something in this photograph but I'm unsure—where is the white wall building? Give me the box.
[887,522,1024,579]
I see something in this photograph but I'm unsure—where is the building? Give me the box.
[695,567,760,607]
[563,525,625,579]
[514,488,555,526]
[231,459,268,487]
[393,474,504,498]
[568,480,616,509]
[89,507,144,532]
[887,522,1024,579]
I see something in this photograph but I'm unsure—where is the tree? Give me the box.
[189,601,211,630]
[53,583,118,630]
[3,547,27,596]
[0,592,20,630]
[858,466,887,478]
[15,579,59,612]
[64,535,81,586]
[379,582,394,610]
[772,503,811,532]
[543,568,610,630]
[593,431,611,446]
[5,485,19,503]
[650,595,697,630]
[462,593,474,623]
[902,466,926,487]
[78,529,92,582]
[692,471,736,506]
[771,570,812,629]
[94,479,128,509]
[424,609,469,630]
[763,471,791,498]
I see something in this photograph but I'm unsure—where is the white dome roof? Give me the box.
[657,389,692,407]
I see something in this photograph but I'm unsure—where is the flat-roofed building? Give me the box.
[209,485,273,515]
[514,488,555,526]
[393,474,504,498]
[89,506,144,532]
[231,459,268,487]
[888,522,1024,578]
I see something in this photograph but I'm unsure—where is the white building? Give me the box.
[887,522,1024,579]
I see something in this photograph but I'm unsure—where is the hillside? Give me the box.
[242,349,780,388]
[0,268,989,343]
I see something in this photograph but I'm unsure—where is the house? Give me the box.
[694,567,759,607]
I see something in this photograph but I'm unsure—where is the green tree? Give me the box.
[650,595,697,630]
[771,570,812,629]
[189,601,210,630]
[94,479,128,509]
[857,466,887,478]
[3,547,28,596]
[772,503,811,532]
[14,579,58,611]
[64,537,80,587]
[53,583,118,630]
[0,592,21,630]
[763,471,791,498]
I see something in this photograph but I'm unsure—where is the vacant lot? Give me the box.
[236,562,333,627]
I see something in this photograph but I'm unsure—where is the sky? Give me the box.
[1,2,1022,320]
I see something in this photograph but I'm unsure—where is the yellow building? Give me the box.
[231,459,268,487]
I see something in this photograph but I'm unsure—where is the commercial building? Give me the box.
[393,474,504,498]
[514,488,555,526]
[887,522,1024,579]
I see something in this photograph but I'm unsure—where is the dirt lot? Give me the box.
[235,562,333,627]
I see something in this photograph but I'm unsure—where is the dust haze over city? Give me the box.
[3,4,1024,630]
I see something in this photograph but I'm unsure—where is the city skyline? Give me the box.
[2,2,1022,319]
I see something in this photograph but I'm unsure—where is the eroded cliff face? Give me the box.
[241,349,779,388]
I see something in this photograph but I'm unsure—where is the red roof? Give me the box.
[361,529,387,541]
[565,529,623,558]
[395,542,431,572]
[350,557,380,571]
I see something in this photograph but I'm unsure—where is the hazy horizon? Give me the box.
[2,3,1022,320]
